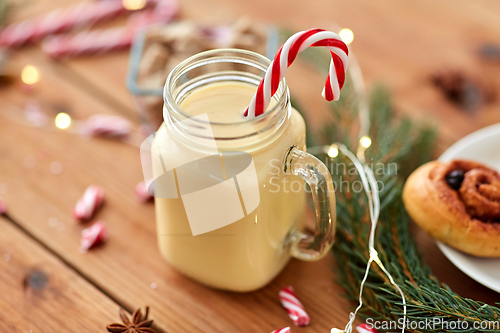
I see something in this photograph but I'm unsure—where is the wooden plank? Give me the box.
[6,0,500,152]
[0,49,138,122]
[0,50,356,332]
[59,0,500,153]
[1,50,499,333]
[0,216,120,332]
[2,0,500,331]
[1,103,497,332]
[3,0,139,118]
[0,117,352,331]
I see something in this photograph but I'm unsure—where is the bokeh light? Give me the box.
[328,145,339,158]
[360,136,372,148]
[122,0,146,10]
[55,113,72,129]
[339,28,354,45]
[21,65,40,85]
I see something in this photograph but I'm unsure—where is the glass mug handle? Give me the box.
[283,146,336,261]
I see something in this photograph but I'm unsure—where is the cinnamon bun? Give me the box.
[403,160,500,257]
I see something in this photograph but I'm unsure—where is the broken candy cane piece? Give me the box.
[80,221,108,252]
[73,185,105,221]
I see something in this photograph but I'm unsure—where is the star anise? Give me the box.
[430,70,494,111]
[106,306,155,333]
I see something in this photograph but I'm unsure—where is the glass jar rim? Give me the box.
[163,48,289,127]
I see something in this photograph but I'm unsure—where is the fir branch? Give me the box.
[286,33,500,332]
[311,80,500,332]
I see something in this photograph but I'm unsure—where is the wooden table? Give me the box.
[1,0,499,331]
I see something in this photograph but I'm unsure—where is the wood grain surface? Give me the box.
[1,0,499,331]
[0,216,119,331]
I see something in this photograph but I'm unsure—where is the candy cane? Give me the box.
[135,181,153,202]
[81,115,132,139]
[0,0,149,48]
[356,324,378,333]
[42,26,132,58]
[81,221,108,252]
[271,327,290,333]
[279,286,310,326]
[24,100,48,127]
[244,28,348,118]
[73,185,105,221]
[42,0,178,58]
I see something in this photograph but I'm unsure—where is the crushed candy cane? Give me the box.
[80,221,108,252]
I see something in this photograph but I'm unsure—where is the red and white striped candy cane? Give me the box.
[42,0,178,58]
[279,286,310,326]
[271,327,290,333]
[244,28,348,118]
[356,323,378,333]
[135,181,153,202]
[81,114,132,139]
[0,0,146,48]
[42,26,132,58]
[73,185,105,221]
[81,221,108,252]
[128,0,178,28]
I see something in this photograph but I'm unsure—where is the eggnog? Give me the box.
[151,49,336,292]
[153,81,308,291]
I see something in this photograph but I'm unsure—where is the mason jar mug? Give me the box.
[151,49,336,292]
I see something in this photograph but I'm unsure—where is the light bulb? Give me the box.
[369,248,381,264]
[328,145,339,158]
[122,0,146,10]
[21,65,40,85]
[55,113,71,129]
[360,136,372,148]
[339,28,354,45]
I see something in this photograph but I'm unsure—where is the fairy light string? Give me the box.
[309,26,407,333]
[4,26,408,331]
[327,142,407,333]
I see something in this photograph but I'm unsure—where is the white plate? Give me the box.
[436,122,500,293]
